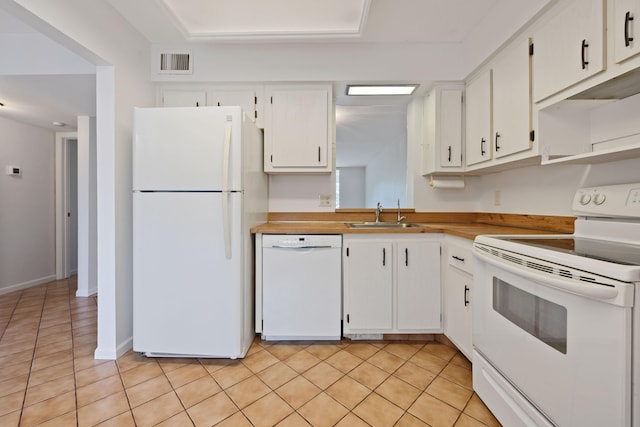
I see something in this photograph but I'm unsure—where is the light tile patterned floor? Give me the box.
[0,277,501,426]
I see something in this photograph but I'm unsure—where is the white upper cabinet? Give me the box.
[422,86,464,175]
[492,38,533,159]
[533,0,605,102]
[162,90,207,107]
[264,84,332,173]
[614,0,640,63]
[465,70,492,167]
[210,90,259,126]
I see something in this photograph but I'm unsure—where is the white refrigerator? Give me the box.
[132,106,267,358]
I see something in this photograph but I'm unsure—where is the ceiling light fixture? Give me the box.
[52,121,66,127]
[346,84,419,96]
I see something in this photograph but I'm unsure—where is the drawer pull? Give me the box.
[625,11,634,47]
[452,255,465,262]
[581,39,589,70]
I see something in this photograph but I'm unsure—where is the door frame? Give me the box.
[55,132,78,279]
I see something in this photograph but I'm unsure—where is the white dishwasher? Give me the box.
[261,234,342,341]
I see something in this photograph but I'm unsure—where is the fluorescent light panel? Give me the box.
[346,84,418,96]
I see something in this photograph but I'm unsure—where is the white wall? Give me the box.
[12,0,155,359]
[365,135,407,209]
[0,116,55,294]
[338,167,365,208]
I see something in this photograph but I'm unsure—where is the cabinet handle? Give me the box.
[405,248,408,266]
[447,145,452,162]
[495,132,501,152]
[480,138,486,156]
[464,285,470,307]
[382,248,386,266]
[452,255,465,262]
[581,39,589,70]
[625,11,635,47]
[318,146,321,162]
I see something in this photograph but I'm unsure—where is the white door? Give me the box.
[492,39,532,159]
[397,240,440,330]
[532,0,605,102]
[212,90,257,123]
[438,90,463,168]
[133,106,243,191]
[614,0,640,63]
[465,70,492,166]
[344,241,393,331]
[268,89,328,168]
[133,192,244,357]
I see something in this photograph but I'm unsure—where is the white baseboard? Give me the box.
[0,275,56,295]
[76,287,98,297]
[94,336,133,360]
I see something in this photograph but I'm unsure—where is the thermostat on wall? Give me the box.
[6,166,21,176]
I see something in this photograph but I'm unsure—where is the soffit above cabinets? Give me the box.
[160,0,370,40]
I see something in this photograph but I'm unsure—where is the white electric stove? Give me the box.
[473,182,640,427]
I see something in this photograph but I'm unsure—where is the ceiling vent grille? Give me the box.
[159,52,193,74]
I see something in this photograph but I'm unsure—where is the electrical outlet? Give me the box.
[318,194,332,207]
[494,190,501,206]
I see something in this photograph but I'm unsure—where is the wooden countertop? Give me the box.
[251,212,575,240]
[251,221,568,240]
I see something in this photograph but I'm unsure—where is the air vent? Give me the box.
[526,261,553,274]
[159,52,193,74]
[473,242,617,289]
[559,269,572,278]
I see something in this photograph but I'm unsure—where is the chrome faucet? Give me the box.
[397,199,406,223]
[375,202,383,223]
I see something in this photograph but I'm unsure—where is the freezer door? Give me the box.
[133,192,246,357]
[133,106,243,191]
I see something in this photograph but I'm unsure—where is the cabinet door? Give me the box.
[162,90,206,107]
[397,240,441,330]
[344,241,393,331]
[614,0,640,63]
[465,70,492,166]
[266,88,329,170]
[438,90,463,168]
[492,39,533,159]
[211,91,257,123]
[444,267,472,359]
[533,0,605,102]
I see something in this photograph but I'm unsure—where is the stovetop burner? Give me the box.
[493,236,640,266]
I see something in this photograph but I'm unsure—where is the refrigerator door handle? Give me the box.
[222,123,232,259]
[223,123,231,193]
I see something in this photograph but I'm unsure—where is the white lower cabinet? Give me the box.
[443,236,474,359]
[343,235,441,335]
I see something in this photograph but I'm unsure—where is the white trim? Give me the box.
[55,131,78,280]
[94,335,132,360]
[95,65,118,360]
[0,275,56,296]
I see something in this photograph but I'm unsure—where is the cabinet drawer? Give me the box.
[447,239,473,275]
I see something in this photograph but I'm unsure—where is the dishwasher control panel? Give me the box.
[262,234,342,249]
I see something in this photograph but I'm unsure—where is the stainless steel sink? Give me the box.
[346,222,421,229]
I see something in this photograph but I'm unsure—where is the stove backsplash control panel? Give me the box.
[572,183,640,218]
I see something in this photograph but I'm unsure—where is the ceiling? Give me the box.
[0,0,549,132]
[107,0,500,44]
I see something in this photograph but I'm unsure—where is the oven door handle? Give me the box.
[474,248,619,301]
